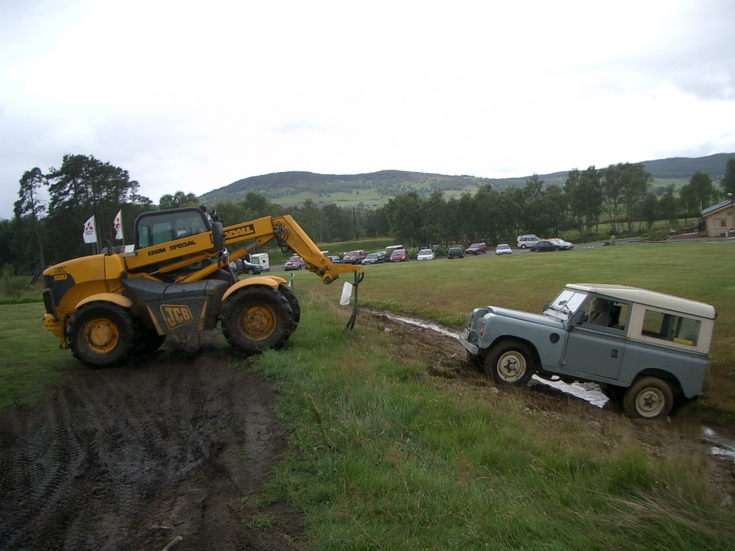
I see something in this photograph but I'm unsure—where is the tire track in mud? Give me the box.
[0,335,293,551]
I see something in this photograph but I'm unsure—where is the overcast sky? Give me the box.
[2,0,734,219]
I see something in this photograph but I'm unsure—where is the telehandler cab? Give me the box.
[41,207,364,368]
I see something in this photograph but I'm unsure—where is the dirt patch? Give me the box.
[0,332,301,551]
[2,313,734,550]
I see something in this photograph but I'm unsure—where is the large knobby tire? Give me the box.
[67,302,136,368]
[484,340,536,386]
[221,286,295,354]
[278,284,301,331]
[623,377,674,420]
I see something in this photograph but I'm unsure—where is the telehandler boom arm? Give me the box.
[124,211,363,285]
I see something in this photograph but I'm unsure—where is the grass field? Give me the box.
[0,302,76,408]
[292,240,735,422]
[252,287,735,550]
[1,241,734,549]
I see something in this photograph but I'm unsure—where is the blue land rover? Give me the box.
[460,283,716,420]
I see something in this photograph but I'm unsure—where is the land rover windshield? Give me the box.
[545,288,588,322]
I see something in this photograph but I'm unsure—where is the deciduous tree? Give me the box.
[14,167,46,270]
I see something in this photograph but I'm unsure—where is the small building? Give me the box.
[702,198,735,237]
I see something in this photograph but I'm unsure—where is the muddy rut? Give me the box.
[0,333,298,551]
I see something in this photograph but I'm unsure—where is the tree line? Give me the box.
[2,154,734,274]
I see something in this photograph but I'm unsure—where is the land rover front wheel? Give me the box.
[484,341,536,386]
[623,377,674,420]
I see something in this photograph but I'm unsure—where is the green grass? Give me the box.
[2,243,734,549]
[292,241,735,422]
[250,289,735,550]
[0,302,76,408]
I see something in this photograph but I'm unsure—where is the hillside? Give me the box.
[199,153,734,209]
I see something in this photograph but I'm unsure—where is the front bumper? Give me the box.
[459,330,479,356]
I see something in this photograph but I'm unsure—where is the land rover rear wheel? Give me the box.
[623,377,674,420]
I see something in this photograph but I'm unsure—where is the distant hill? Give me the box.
[199,153,734,209]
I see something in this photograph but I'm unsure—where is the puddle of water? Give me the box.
[381,312,735,463]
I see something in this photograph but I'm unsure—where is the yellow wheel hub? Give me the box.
[83,317,120,353]
[239,305,276,341]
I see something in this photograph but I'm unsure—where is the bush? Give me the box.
[1,265,31,299]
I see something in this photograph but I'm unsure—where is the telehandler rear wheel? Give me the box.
[222,287,295,354]
[68,302,136,368]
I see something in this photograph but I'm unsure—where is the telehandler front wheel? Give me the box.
[222,287,295,354]
[278,284,301,331]
[67,302,136,368]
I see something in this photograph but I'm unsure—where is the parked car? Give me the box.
[250,252,270,272]
[516,234,540,249]
[416,248,436,260]
[495,244,513,255]
[447,246,464,259]
[284,255,306,270]
[530,240,561,252]
[460,283,717,420]
[326,255,343,264]
[549,238,574,250]
[466,243,488,255]
[342,250,367,264]
[389,249,410,262]
[361,252,387,265]
[229,258,264,275]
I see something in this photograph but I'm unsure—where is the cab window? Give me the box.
[581,297,629,331]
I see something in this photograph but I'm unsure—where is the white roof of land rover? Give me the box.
[567,283,716,319]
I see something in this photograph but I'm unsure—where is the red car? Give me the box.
[284,255,306,270]
[342,250,366,264]
[466,243,487,255]
[389,249,410,262]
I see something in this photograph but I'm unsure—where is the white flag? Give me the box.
[114,210,123,240]
[83,215,97,244]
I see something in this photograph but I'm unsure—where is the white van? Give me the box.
[250,253,270,272]
[517,234,540,249]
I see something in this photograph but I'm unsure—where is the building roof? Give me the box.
[702,198,734,217]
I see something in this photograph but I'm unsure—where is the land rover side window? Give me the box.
[582,297,628,331]
[641,309,701,346]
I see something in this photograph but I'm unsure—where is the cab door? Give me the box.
[561,299,630,382]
